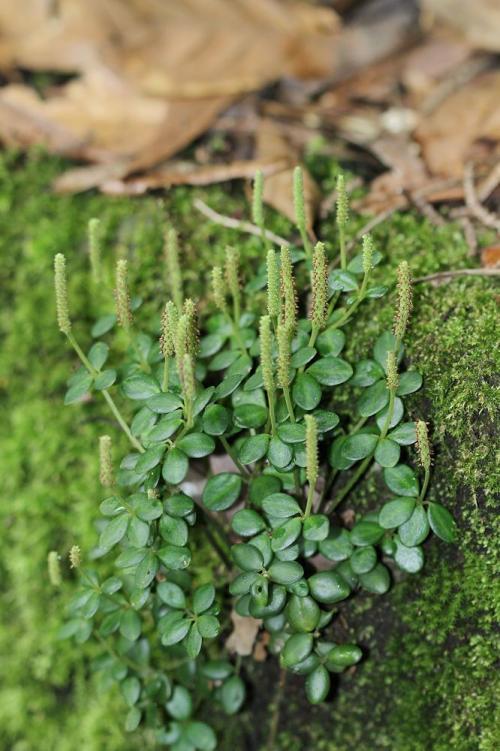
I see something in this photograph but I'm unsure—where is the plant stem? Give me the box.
[162,356,170,392]
[325,454,373,515]
[219,435,250,477]
[339,224,347,270]
[283,386,296,423]
[266,669,287,751]
[304,482,315,518]
[66,332,144,453]
[418,468,430,503]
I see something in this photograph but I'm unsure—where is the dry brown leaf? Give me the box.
[253,631,271,662]
[481,245,500,268]
[84,158,289,197]
[415,71,500,177]
[422,0,500,53]
[256,118,320,230]
[225,611,261,657]
[0,0,340,190]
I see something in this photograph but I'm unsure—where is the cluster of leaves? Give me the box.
[54,171,456,750]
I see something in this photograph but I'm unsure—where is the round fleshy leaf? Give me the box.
[398,505,430,547]
[231,543,263,572]
[271,517,302,552]
[282,633,313,667]
[318,529,353,561]
[350,545,377,574]
[162,448,188,485]
[262,493,302,519]
[427,503,457,543]
[384,464,419,497]
[305,665,330,704]
[203,473,242,511]
[292,374,322,411]
[394,537,424,573]
[316,328,345,356]
[238,434,270,464]
[308,571,350,604]
[286,595,320,633]
[357,381,389,417]
[231,509,266,537]
[268,560,304,585]
[350,521,384,546]
[378,498,416,529]
[268,436,293,468]
[202,404,230,435]
[358,562,390,594]
[303,514,329,542]
[307,357,353,386]
[397,371,423,396]
[341,433,378,461]
[374,438,400,467]
[176,433,215,458]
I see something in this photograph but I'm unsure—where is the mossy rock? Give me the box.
[0,149,497,751]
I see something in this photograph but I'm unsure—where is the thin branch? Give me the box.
[414,268,500,284]
[194,198,288,246]
[464,162,500,232]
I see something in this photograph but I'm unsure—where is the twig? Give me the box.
[194,198,288,246]
[266,668,287,751]
[420,55,494,116]
[406,190,445,227]
[464,162,500,232]
[346,205,399,252]
[478,160,500,203]
[413,269,500,284]
[459,217,478,258]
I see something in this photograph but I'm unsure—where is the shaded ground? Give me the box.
[0,150,498,751]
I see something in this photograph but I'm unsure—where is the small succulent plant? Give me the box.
[53,170,456,749]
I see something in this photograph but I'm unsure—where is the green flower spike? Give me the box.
[54,253,71,335]
[280,245,297,332]
[47,551,62,587]
[311,242,328,334]
[69,545,81,569]
[211,266,227,313]
[305,414,318,517]
[394,261,413,343]
[267,248,280,319]
[99,435,113,488]
[225,247,241,321]
[386,351,399,393]
[114,259,132,330]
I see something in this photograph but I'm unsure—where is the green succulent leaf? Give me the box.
[427,503,457,543]
[203,473,242,511]
[384,464,420,497]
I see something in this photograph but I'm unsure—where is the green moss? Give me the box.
[0,148,498,751]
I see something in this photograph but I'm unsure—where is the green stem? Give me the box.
[67,333,144,453]
[329,269,370,331]
[339,224,347,270]
[267,391,277,436]
[283,386,296,423]
[418,468,430,503]
[219,435,250,478]
[325,454,373,515]
[299,226,313,259]
[162,357,170,392]
[304,482,315,518]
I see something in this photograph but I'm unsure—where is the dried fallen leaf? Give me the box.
[480,245,500,268]
[422,0,500,53]
[415,71,500,178]
[90,158,289,197]
[256,118,320,230]
[253,630,271,662]
[226,611,261,657]
[0,0,340,190]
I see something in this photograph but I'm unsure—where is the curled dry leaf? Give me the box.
[225,610,262,657]
[422,0,500,53]
[256,118,320,230]
[0,0,340,191]
[415,71,500,178]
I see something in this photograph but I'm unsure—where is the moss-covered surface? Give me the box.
[0,149,498,750]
